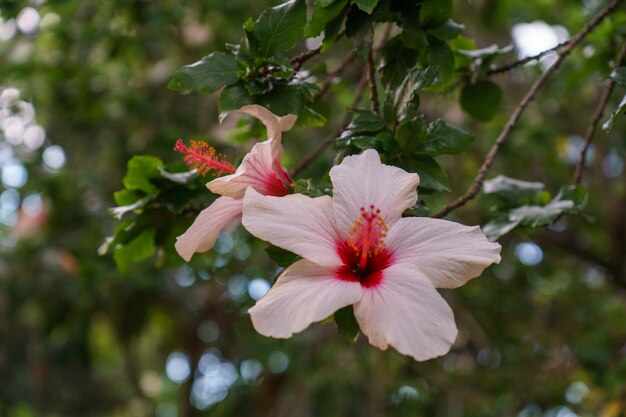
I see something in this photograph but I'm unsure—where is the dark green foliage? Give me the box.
[460,80,503,121]
[334,305,360,342]
[168,52,240,94]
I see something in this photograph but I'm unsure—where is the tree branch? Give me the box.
[291,47,322,71]
[433,0,625,219]
[291,76,368,176]
[314,51,357,100]
[487,41,568,75]
[367,50,380,113]
[573,40,626,185]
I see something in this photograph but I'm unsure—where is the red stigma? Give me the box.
[174,139,236,177]
[335,205,391,288]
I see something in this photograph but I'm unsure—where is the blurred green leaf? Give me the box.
[113,229,156,273]
[334,305,360,343]
[123,156,164,194]
[602,93,626,132]
[428,20,465,40]
[461,80,502,121]
[483,175,545,202]
[168,52,240,94]
[353,0,379,14]
[265,245,300,268]
[609,67,626,86]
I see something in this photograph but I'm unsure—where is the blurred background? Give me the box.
[1,0,626,416]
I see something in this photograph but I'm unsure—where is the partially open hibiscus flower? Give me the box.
[242,149,501,361]
[175,105,296,261]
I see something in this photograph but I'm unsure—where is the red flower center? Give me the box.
[335,206,392,288]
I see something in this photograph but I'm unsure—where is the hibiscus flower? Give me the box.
[175,105,297,261]
[241,149,502,361]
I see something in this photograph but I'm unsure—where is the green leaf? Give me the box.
[348,109,387,132]
[419,0,452,28]
[609,67,626,86]
[460,80,502,121]
[334,305,360,343]
[424,35,455,83]
[602,93,626,132]
[114,229,156,273]
[483,175,545,202]
[253,0,306,57]
[416,119,475,155]
[483,185,587,240]
[114,189,142,206]
[297,106,327,127]
[219,84,253,122]
[256,84,304,116]
[265,245,300,268]
[353,0,379,14]
[387,66,438,123]
[321,3,349,51]
[168,52,240,95]
[305,0,349,38]
[345,7,373,58]
[405,155,450,192]
[123,156,164,194]
[428,20,465,40]
[381,36,419,88]
[396,116,427,149]
[404,201,431,217]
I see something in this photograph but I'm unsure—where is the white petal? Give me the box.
[242,188,342,267]
[385,217,501,289]
[174,196,243,261]
[249,259,361,338]
[237,104,297,149]
[208,139,290,199]
[354,263,458,361]
[330,149,420,235]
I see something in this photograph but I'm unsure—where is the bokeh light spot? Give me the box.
[515,242,543,266]
[165,352,191,384]
[248,278,270,300]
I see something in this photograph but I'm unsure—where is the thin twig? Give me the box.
[433,0,625,219]
[292,76,368,176]
[573,40,626,185]
[367,50,380,113]
[487,41,568,75]
[291,47,322,71]
[315,51,358,99]
[291,30,346,70]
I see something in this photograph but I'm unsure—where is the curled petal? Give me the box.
[242,188,342,267]
[175,196,243,261]
[237,104,297,151]
[354,263,458,361]
[208,139,290,198]
[330,149,420,235]
[249,259,362,338]
[385,217,501,289]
